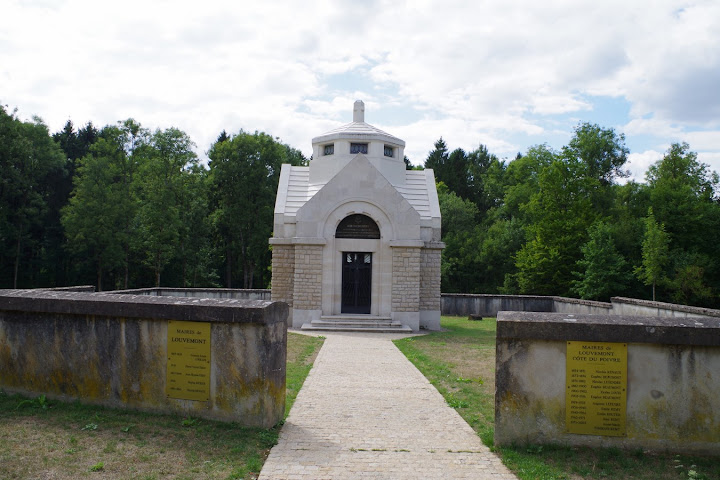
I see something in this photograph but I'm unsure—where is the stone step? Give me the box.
[300,322,413,333]
[310,320,398,328]
[301,315,413,333]
[317,317,394,325]
[319,315,393,322]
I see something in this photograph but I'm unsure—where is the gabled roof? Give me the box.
[275,163,439,222]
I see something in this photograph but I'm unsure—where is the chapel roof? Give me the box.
[275,164,438,222]
[312,121,405,146]
[311,100,405,147]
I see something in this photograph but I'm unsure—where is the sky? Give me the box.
[3,0,720,182]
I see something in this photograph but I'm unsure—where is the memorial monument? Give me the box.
[270,101,443,331]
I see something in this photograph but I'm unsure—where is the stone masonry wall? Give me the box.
[0,290,287,428]
[495,311,720,454]
[293,245,323,310]
[420,248,441,311]
[392,247,421,312]
[271,244,295,308]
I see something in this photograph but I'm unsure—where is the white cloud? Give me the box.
[627,150,664,182]
[2,0,719,168]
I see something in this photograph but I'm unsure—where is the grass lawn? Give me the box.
[0,332,324,480]
[394,316,720,480]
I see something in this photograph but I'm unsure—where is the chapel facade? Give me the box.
[269,101,443,332]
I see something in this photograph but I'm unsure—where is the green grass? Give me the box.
[0,332,324,480]
[285,333,324,417]
[394,316,720,480]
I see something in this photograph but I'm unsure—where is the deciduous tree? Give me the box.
[208,131,305,288]
[0,107,66,287]
[635,209,669,301]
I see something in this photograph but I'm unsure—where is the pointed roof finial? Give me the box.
[353,100,365,123]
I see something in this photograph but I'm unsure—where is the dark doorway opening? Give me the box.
[341,252,372,314]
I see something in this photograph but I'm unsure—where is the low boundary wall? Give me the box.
[189,290,720,321]
[440,294,720,320]
[0,289,287,428]
[113,287,272,301]
[495,311,720,454]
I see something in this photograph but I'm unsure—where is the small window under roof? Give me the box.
[350,143,368,154]
[323,144,334,155]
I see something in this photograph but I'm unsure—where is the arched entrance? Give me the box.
[336,214,380,314]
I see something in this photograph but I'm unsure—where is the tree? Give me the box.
[646,142,720,254]
[563,122,629,186]
[61,137,127,290]
[424,137,449,173]
[0,107,66,288]
[644,143,720,305]
[561,123,629,217]
[513,157,595,295]
[208,131,305,288]
[62,119,148,290]
[175,164,217,287]
[426,140,471,199]
[635,209,669,301]
[134,127,198,286]
[571,221,632,301]
[500,144,554,223]
[425,139,503,219]
[475,217,525,294]
[666,253,712,305]
[437,183,480,292]
[47,120,99,286]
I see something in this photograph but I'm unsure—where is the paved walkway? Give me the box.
[259,332,517,479]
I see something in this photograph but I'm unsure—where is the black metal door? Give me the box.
[341,252,372,314]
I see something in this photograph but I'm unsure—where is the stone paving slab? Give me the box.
[259,332,517,479]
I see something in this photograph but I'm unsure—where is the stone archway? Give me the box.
[336,215,380,314]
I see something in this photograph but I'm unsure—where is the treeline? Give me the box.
[0,106,305,290]
[2,105,719,308]
[430,123,720,308]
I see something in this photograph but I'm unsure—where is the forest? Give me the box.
[2,105,719,308]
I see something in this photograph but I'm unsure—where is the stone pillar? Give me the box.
[391,246,421,330]
[292,244,324,328]
[420,243,444,330]
[270,244,295,306]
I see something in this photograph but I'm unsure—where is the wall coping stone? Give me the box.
[612,296,720,318]
[552,296,612,309]
[389,240,425,248]
[442,293,551,299]
[113,287,271,296]
[441,293,611,310]
[269,237,293,245]
[36,286,96,292]
[497,311,720,346]
[269,237,327,245]
[0,289,286,324]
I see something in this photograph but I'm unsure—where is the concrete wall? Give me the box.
[114,287,272,301]
[0,289,286,428]
[441,294,554,317]
[495,311,720,454]
[440,294,719,320]
[611,296,720,319]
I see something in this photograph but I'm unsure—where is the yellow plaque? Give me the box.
[166,321,211,401]
[566,341,627,436]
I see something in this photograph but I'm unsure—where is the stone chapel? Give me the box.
[269,101,443,332]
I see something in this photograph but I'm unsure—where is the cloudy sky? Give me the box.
[3,0,719,181]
